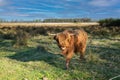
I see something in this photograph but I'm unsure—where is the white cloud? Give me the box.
[39,2,64,9]
[65,0,72,1]
[0,0,7,6]
[95,12,109,14]
[89,0,119,7]
[11,13,29,17]
[65,0,80,2]
[2,12,30,17]
[17,7,49,11]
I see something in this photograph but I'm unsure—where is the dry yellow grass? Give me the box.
[0,22,99,28]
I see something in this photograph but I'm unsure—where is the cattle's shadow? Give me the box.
[8,38,120,70]
[8,45,65,69]
[0,39,18,52]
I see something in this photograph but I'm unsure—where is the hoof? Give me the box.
[64,67,69,70]
[64,67,67,70]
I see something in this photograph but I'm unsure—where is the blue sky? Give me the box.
[0,0,120,20]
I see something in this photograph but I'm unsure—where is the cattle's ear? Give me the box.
[63,32,69,39]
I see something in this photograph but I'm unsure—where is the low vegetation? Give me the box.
[0,23,120,80]
[98,18,120,27]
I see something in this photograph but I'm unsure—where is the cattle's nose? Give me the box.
[59,45,66,50]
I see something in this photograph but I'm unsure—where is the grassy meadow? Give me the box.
[0,23,120,80]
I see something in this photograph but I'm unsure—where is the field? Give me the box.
[0,22,99,27]
[0,23,120,80]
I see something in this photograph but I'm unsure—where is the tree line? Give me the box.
[1,18,120,26]
[43,18,91,22]
[0,18,91,23]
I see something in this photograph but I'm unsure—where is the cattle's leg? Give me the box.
[65,58,70,69]
[65,52,74,69]
[80,45,86,60]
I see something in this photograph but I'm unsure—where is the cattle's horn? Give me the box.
[48,33,56,36]
[70,34,74,36]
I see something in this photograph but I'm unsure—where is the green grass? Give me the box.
[0,35,120,80]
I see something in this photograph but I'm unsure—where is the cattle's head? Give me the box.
[54,31,73,51]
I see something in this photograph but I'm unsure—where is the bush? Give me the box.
[98,18,120,27]
[13,29,29,47]
[0,28,16,39]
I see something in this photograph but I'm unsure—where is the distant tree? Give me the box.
[33,19,41,22]
[0,18,4,22]
[43,18,92,23]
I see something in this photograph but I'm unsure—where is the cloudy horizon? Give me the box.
[0,0,120,21]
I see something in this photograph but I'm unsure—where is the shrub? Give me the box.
[98,18,120,27]
[13,28,29,47]
[0,28,16,39]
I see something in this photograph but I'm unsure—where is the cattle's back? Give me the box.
[64,29,88,44]
[73,30,88,52]
[74,30,87,41]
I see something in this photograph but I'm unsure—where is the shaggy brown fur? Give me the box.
[54,29,88,69]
